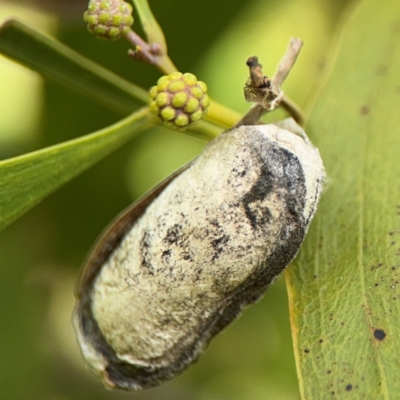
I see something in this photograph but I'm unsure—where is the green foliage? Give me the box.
[131,0,167,52]
[0,107,154,230]
[287,0,400,397]
[0,19,148,113]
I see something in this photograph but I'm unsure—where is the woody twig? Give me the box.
[125,30,177,74]
[236,38,305,127]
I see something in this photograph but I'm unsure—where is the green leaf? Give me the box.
[0,19,228,135]
[287,0,400,398]
[0,107,155,231]
[0,19,149,114]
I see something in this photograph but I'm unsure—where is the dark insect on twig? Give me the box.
[244,56,274,106]
[237,38,305,127]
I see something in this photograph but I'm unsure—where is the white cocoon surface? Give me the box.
[73,119,325,390]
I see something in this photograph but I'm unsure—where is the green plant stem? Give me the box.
[187,120,223,141]
[131,0,167,52]
[206,100,243,128]
[157,54,178,75]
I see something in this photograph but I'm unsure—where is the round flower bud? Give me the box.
[149,72,210,131]
[84,0,134,40]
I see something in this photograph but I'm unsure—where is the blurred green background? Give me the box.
[0,1,352,399]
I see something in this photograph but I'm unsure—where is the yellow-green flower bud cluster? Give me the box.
[149,72,211,130]
[84,0,134,40]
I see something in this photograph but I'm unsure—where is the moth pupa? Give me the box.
[73,118,325,390]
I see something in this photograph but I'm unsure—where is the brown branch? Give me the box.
[280,95,305,127]
[272,37,303,90]
[125,30,177,74]
[126,30,162,65]
[236,37,305,127]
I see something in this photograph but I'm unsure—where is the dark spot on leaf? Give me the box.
[359,105,370,115]
[346,384,353,391]
[327,370,332,374]
[319,339,323,344]
[374,329,386,341]
[304,349,310,354]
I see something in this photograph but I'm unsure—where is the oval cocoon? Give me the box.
[73,119,325,390]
